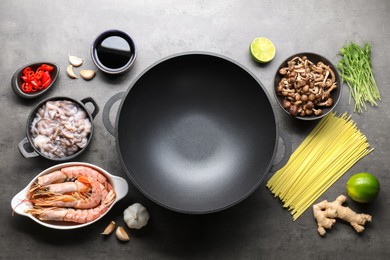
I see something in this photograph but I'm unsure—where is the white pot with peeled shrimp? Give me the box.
[18,96,99,161]
[11,162,128,229]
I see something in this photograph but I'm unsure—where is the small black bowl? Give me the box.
[18,96,99,161]
[11,62,59,99]
[91,29,137,75]
[274,52,341,120]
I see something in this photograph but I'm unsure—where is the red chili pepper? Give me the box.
[26,73,35,83]
[21,82,31,93]
[42,78,52,88]
[30,79,41,89]
[20,64,53,93]
[41,64,53,72]
[35,70,43,80]
[22,67,32,76]
[41,71,50,83]
[37,82,45,90]
[35,66,43,74]
[26,71,35,82]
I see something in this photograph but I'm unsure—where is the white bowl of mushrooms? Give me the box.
[274,52,341,120]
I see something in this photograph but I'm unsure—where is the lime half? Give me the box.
[346,172,380,203]
[250,37,276,63]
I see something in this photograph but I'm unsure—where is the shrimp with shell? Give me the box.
[27,188,116,224]
[31,178,90,197]
[26,165,116,224]
[30,176,102,209]
[31,165,107,189]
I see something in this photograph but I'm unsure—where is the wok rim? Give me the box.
[114,51,280,214]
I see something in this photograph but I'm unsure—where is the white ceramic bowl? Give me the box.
[11,162,129,230]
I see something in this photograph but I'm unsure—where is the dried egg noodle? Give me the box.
[266,112,373,221]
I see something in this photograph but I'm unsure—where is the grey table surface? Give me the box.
[1,0,389,259]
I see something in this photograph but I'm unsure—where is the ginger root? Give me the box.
[313,195,372,236]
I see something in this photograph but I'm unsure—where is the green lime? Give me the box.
[249,37,276,63]
[346,172,380,203]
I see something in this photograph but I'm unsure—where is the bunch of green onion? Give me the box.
[337,42,381,113]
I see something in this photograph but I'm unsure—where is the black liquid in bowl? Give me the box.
[91,30,136,75]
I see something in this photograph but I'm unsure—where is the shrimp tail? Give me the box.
[104,190,116,205]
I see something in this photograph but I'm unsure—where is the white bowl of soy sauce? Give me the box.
[91,30,137,75]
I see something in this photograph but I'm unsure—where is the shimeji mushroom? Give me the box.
[277,56,338,117]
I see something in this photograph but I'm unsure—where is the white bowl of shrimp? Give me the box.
[11,162,129,230]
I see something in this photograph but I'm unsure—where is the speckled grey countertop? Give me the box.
[1,0,389,259]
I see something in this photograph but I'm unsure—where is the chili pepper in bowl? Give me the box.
[20,64,54,93]
[11,62,59,99]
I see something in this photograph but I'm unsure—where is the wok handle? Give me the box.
[270,129,292,172]
[102,92,125,136]
[18,137,39,158]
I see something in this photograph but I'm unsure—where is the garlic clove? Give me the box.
[80,69,96,80]
[101,221,116,235]
[68,55,83,67]
[115,226,130,242]
[66,65,78,79]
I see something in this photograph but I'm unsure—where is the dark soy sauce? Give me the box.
[95,36,133,69]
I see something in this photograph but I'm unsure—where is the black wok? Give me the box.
[103,52,291,213]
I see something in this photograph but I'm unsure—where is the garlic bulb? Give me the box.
[123,203,150,229]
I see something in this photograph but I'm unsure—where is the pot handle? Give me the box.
[102,92,125,136]
[81,97,100,119]
[270,129,292,172]
[18,137,39,158]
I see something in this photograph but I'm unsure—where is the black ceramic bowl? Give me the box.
[274,52,341,120]
[11,62,59,99]
[91,30,137,75]
[18,96,99,161]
